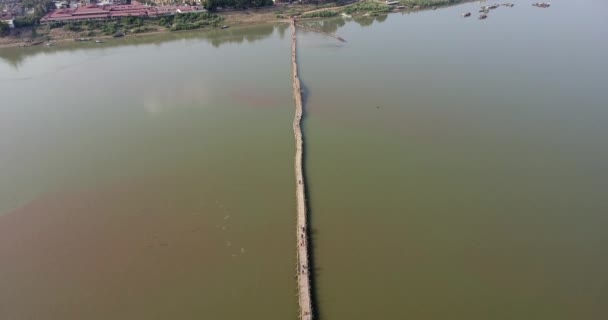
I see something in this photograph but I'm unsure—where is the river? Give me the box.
[1,1,607,319]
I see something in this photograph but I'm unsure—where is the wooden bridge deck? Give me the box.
[291,18,313,320]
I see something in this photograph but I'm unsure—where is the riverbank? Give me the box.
[0,0,471,49]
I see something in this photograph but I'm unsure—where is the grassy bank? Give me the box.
[296,0,464,20]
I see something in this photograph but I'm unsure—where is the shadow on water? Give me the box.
[303,13,389,34]
[352,14,389,27]
[0,23,287,69]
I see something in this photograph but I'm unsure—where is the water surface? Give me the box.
[298,1,608,319]
[1,1,608,319]
[0,24,298,320]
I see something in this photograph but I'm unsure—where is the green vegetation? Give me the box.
[301,10,339,18]
[39,12,223,38]
[102,22,119,35]
[14,16,38,28]
[317,2,339,8]
[343,1,391,14]
[131,25,157,34]
[400,0,461,7]
[12,0,56,27]
[63,23,82,32]
[340,0,459,15]
[204,0,273,11]
[161,12,224,31]
[0,21,9,36]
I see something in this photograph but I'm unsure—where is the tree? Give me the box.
[205,0,219,11]
[43,0,56,13]
[0,21,9,37]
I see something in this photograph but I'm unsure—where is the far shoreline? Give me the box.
[0,1,472,49]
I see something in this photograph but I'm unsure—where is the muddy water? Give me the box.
[297,1,608,319]
[2,1,608,319]
[0,25,297,319]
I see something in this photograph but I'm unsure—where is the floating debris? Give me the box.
[502,3,514,7]
[241,248,245,254]
[224,215,230,220]
[532,2,550,8]
[226,241,232,246]
[479,13,488,20]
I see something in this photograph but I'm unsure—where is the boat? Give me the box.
[462,12,471,17]
[45,42,53,46]
[95,40,104,43]
[220,25,229,29]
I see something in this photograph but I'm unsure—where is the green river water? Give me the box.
[1,1,607,319]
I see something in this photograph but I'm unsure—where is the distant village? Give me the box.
[42,1,205,24]
[1,0,205,28]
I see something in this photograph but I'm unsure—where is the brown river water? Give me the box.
[1,1,608,319]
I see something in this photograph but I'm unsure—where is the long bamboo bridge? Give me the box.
[291,18,313,320]
[291,17,345,320]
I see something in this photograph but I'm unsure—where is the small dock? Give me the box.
[291,18,313,320]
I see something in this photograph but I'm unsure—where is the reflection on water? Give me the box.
[299,1,608,319]
[300,14,388,35]
[2,1,608,319]
[142,76,212,115]
[352,14,388,27]
[0,22,296,320]
[0,23,288,69]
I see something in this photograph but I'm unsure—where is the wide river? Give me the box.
[1,1,607,319]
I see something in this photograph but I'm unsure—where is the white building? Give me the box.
[0,14,15,28]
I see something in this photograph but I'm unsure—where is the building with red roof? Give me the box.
[40,4,204,24]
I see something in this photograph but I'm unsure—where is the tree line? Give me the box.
[204,0,274,11]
